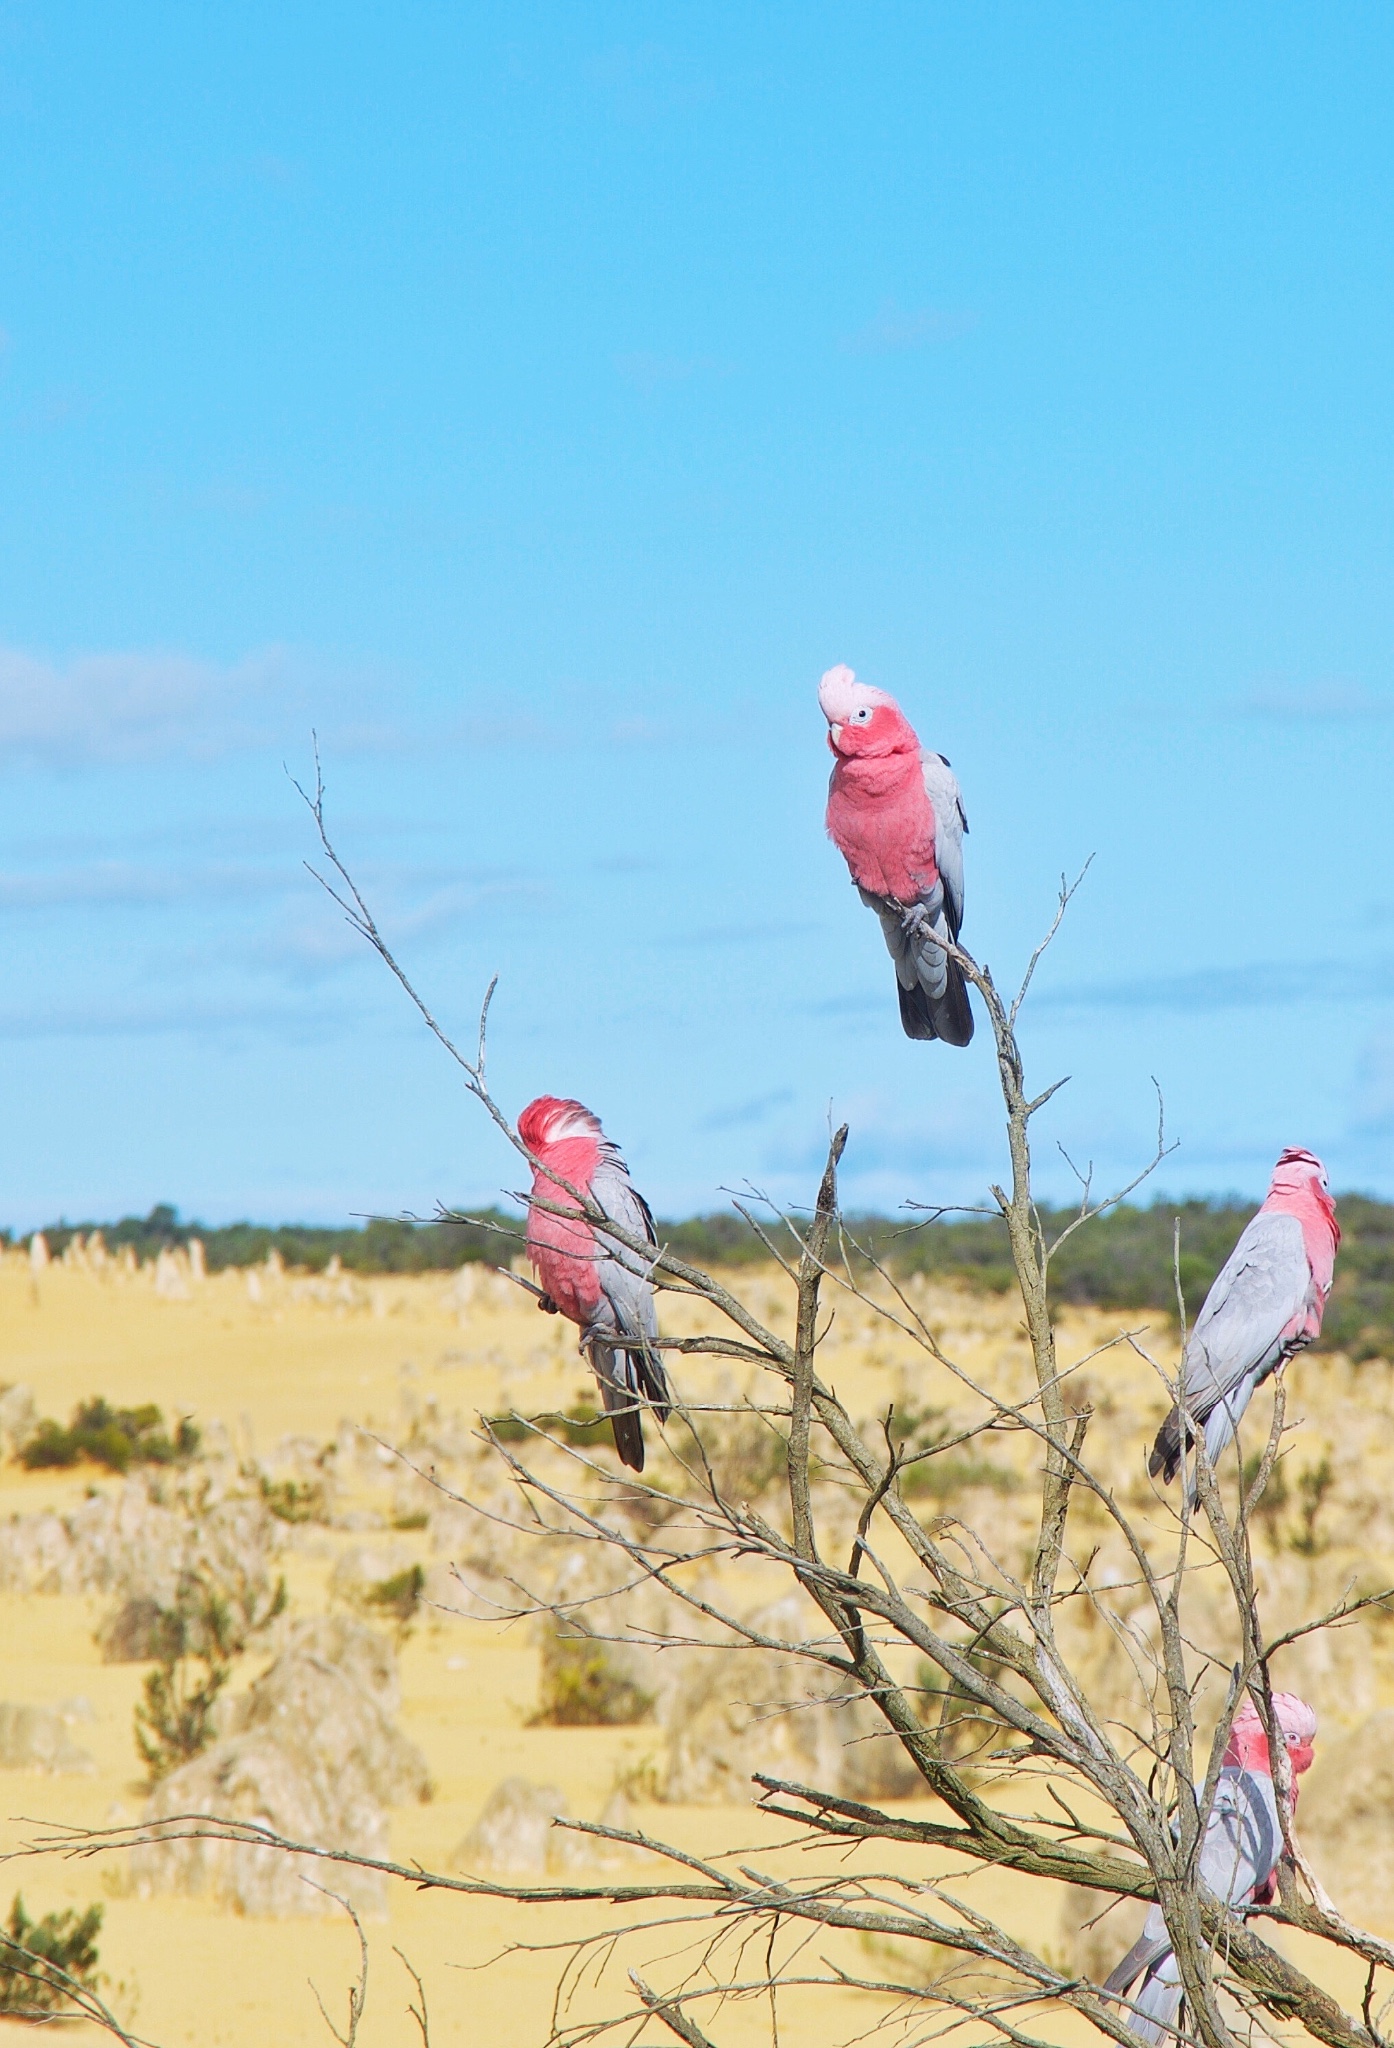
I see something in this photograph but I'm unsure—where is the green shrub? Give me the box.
[359,1564,426,1628]
[258,1473,329,1523]
[0,1894,103,2016]
[1292,1457,1336,1558]
[133,1569,287,1783]
[19,1397,199,1473]
[486,1400,610,1448]
[532,1623,655,1727]
[900,1452,1018,1501]
[135,1656,231,1782]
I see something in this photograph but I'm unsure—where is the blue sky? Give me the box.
[1,3,1391,1228]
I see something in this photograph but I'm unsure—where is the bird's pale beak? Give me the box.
[827,723,843,751]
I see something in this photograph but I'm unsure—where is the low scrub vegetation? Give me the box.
[532,1621,655,1727]
[134,1569,288,1783]
[19,1397,199,1473]
[0,1894,103,2018]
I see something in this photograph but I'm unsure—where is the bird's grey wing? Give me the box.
[588,1151,670,1426]
[858,884,944,990]
[1185,1212,1310,1410]
[1198,1769,1279,1907]
[589,1153,660,1342]
[1151,1212,1310,1481]
[922,752,967,938]
[1127,1956,1183,2048]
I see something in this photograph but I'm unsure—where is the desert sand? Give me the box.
[0,1246,1391,2045]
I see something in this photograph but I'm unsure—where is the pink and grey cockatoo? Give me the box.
[517,1095,671,1473]
[1150,1149,1340,1489]
[818,664,973,1045]
[1104,1692,1317,2046]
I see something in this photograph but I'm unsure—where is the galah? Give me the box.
[1150,1148,1340,1488]
[818,664,973,1045]
[516,1095,671,1473]
[1105,1692,1317,2046]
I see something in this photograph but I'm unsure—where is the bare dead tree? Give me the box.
[15,776,1394,2048]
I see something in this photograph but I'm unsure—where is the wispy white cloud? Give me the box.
[13,387,90,431]
[700,1088,794,1133]
[0,995,357,1042]
[1237,676,1394,721]
[583,42,716,124]
[1036,955,1394,1015]
[1350,1032,1394,1138]
[663,920,820,949]
[614,351,733,397]
[252,871,544,984]
[0,643,304,765]
[840,299,978,356]
[0,860,294,910]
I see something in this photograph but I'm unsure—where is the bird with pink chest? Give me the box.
[516,1095,671,1473]
[818,663,973,1045]
[1151,1147,1340,1493]
[1105,1693,1317,2045]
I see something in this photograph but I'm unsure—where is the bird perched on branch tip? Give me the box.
[819,664,973,1045]
[1150,1148,1339,1493]
[1104,1692,1317,2046]
[516,1095,671,1473]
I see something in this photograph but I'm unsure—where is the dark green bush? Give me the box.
[19,1398,199,1473]
[0,1894,103,2016]
[900,1452,1019,1501]
[487,1400,610,1448]
[257,1473,329,1524]
[532,1622,655,1727]
[359,1563,426,1627]
[133,1570,287,1783]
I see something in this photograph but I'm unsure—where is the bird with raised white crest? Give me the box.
[818,663,972,1045]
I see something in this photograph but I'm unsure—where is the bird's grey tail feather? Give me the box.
[934,957,974,1045]
[898,978,938,1040]
[1148,1407,1187,1484]
[594,1348,646,1471]
[590,1337,672,1471]
[1150,1380,1254,1491]
[897,960,974,1045]
[632,1346,672,1422]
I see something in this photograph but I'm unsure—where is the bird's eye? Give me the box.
[853,707,873,724]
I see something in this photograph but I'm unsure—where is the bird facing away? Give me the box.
[1104,1693,1317,2047]
[516,1095,672,1472]
[818,664,973,1045]
[1149,1148,1340,1489]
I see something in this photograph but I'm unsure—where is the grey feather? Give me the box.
[922,751,967,939]
[1149,1211,1312,1484]
[1105,1770,1280,2043]
[580,1147,672,1470]
[857,870,973,1047]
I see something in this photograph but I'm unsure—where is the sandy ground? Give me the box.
[0,1251,1389,2046]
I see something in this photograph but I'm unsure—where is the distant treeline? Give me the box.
[17,1204,522,1275]
[15,1194,1394,1361]
[669,1197,1394,1362]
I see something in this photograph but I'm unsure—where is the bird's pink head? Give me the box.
[1224,1693,1317,1776]
[1266,1146,1340,1250]
[517,1096,603,1160]
[818,664,919,761]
